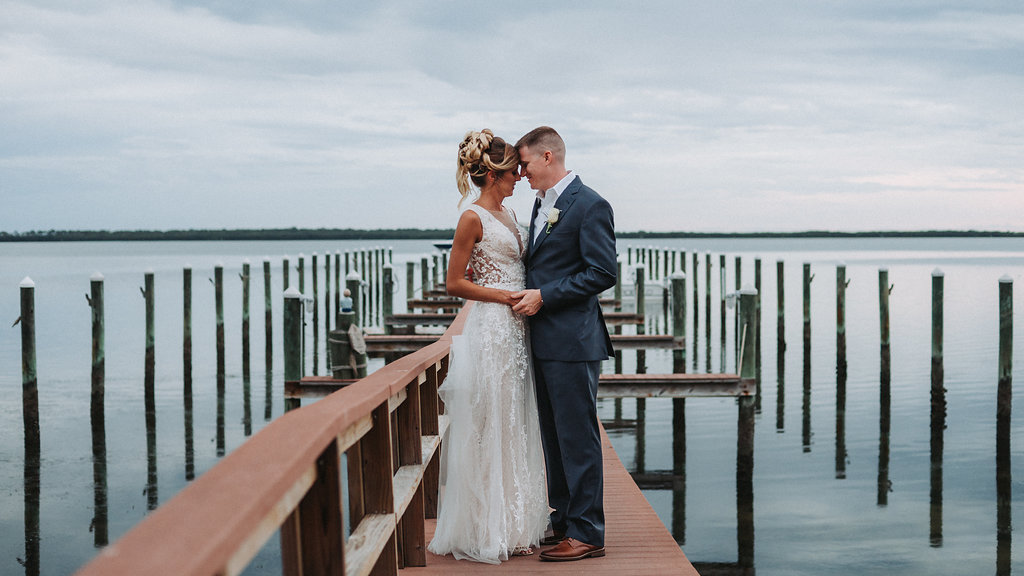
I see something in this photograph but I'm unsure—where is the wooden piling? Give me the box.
[215,264,225,379]
[335,251,341,321]
[407,262,415,302]
[263,258,272,372]
[283,256,290,291]
[671,272,687,374]
[692,252,699,370]
[298,253,305,294]
[20,277,40,574]
[283,287,303,412]
[615,258,624,374]
[383,264,394,336]
[421,256,430,298]
[719,255,727,364]
[777,260,786,352]
[635,264,647,375]
[184,267,192,382]
[242,260,251,381]
[143,270,158,509]
[89,273,105,412]
[998,275,1013,417]
[802,263,812,359]
[312,253,319,377]
[735,256,742,368]
[836,263,847,378]
[931,269,944,401]
[997,274,1013,570]
[325,250,332,335]
[879,268,892,375]
[704,253,711,351]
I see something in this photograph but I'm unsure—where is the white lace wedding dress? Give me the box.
[427,204,548,564]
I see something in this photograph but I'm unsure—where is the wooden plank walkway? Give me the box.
[408,425,699,576]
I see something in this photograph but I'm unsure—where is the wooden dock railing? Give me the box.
[76,305,466,576]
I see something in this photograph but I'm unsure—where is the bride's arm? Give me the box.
[446,210,519,306]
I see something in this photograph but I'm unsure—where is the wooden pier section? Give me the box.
[76,301,722,576]
[412,427,699,576]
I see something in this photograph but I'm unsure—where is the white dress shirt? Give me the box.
[533,170,575,243]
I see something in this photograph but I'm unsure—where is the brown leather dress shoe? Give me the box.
[539,537,606,561]
[540,530,566,546]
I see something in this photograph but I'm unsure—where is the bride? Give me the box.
[426,129,548,563]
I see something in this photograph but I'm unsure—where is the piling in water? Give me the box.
[20,277,40,574]
[142,270,158,509]
[263,259,272,372]
[836,264,847,379]
[88,272,108,546]
[242,260,251,381]
[283,287,303,412]
[997,274,1013,570]
[406,262,415,301]
[283,256,290,291]
[931,269,945,409]
[215,265,225,379]
[383,264,394,336]
[777,260,786,352]
[312,253,319,376]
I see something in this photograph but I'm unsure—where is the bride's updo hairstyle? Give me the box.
[456,129,519,206]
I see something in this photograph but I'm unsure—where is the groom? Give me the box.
[512,126,616,562]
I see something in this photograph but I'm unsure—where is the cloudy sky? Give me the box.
[2,1,1022,233]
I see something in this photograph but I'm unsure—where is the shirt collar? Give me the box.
[536,170,575,205]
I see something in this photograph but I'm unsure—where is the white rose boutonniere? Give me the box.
[545,207,560,234]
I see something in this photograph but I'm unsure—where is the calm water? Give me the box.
[1,238,1023,575]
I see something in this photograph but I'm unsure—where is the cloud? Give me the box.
[1,1,1023,232]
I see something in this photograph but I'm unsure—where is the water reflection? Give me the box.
[145,371,158,511]
[835,363,847,480]
[878,346,892,507]
[776,345,785,433]
[217,374,226,457]
[802,344,811,452]
[23,382,40,576]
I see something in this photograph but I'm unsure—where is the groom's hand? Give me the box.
[511,289,543,316]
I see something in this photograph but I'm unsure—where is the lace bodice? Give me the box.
[466,205,525,291]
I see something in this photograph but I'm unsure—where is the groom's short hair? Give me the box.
[516,126,565,162]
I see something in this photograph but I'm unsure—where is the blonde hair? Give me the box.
[456,129,519,206]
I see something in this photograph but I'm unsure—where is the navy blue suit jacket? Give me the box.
[525,176,616,362]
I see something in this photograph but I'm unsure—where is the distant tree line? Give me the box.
[0,228,1020,242]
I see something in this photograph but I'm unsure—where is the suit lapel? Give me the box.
[531,176,581,255]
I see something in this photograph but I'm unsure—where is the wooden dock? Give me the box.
[410,426,699,576]
[76,301,721,576]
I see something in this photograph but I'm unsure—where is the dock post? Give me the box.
[20,277,40,575]
[335,251,341,321]
[997,274,1013,572]
[719,255,727,371]
[836,263,848,378]
[214,264,225,379]
[421,256,430,298]
[184,266,195,479]
[998,275,1013,414]
[325,249,332,334]
[614,258,624,374]
[670,271,687,541]
[931,269,945,405]
[692,251,699,370]
[777,260,786,352]
[282,256,290,291]
[879,268,892,376]
[311,253,319,376]
[755,258,762,382]
[242,260,251,381]
[705,253,711,355]
[406,262,415,302]
[803,263,812,361]
[738,286,757,569]
[635,264,646,473]
[142,270,158,508]
[383,264,394,336]
[298,253,305,294]
[735,256,742,369]
[929,267,946,546]
[284,287,303,412]
[87,272,108,546]
[89,273,105,406]
[263,258,272,372]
